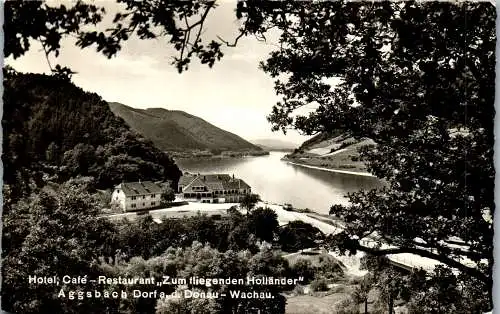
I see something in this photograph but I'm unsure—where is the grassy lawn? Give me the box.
[286,154,368,173]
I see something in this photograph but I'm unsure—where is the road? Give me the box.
[103,202,237,221]
[102,201,474,273]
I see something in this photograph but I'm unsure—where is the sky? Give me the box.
[6,1,312,145]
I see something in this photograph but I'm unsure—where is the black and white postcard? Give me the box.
[1,1,496,313]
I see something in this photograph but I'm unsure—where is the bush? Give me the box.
[316,258,345,279]
[292,285,305,296]
[278,220,324,252]
[290,259,316,283]
[310,278,329,292]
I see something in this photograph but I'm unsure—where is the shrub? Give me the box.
[290,259,316,283]
[292,285,305,296]
[316,258,345,280]
[310,278,329,292]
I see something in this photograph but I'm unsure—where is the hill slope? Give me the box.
[109,102,264,155]
[251,138,298,151]
[283,132,375,173]
[2,71,181,197]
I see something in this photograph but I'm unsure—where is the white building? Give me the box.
[111,181,164,212]
[178,173,251,203]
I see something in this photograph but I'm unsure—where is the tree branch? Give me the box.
[177,2,215,61]
[178,1,215,33]
[354,241,489,284]
[379,234,485,263]
[217,30,245,47]
[39,40,54,72]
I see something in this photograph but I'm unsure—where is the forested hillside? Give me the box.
[2,70,181,197]
[109,102,264,154]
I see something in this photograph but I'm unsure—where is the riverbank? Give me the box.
[103,200,444,273]
[169,149,269,158]
[174,151,382,213]
[285,160,375,177]
[103,200,340,234]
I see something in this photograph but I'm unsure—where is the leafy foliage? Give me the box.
[2,184,118,313]
[247,207,279,243]
[101,242,289,314]
[240,193,261,213]
[289,259,315,284]
[278,220,324,252]
[113,206,281,260]
[5,0,227,74]
[160,186,176,205]
[3,187,290,313]
[309,278,329,292]
[239,1,495,307]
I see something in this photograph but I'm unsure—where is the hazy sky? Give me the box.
[7,1,311,145]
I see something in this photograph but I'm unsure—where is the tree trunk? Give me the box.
[487,261,493,310]
[364,298,368,314]
[388,294,394,314]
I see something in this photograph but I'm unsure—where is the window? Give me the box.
[131,196,137,200]
[143,195,146,199]
[152,194,156,198]
[131,204,136,208]
[142,203,145,206]
[151,202,156,206]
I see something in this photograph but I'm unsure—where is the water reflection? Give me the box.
[175,152,383,214]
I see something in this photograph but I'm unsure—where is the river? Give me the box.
[174,151,383,215]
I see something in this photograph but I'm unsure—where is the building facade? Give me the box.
[111,181,163,212]
[178,173,251,203]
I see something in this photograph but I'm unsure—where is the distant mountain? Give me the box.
[108,102,264,154]
[251,139,298,151]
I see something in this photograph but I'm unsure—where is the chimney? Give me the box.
[232,174,235,180]
[203,176,206,181]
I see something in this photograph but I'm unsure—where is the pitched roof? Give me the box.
[179,174,197,186]
[179,173,251,191]
[115,181,163,196]
[221,179,251,190]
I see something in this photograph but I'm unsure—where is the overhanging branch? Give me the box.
[354,242,489,284]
